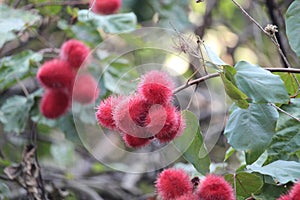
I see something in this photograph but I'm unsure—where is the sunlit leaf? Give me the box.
[78,10,137,33]
[0,50,42,91]
[247,160,300,184]
[0,4,41,47]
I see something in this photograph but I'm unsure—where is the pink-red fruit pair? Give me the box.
[156,168,235,200]
[90,0,121,15]
[277,181,300,200]
[38,40,98,119]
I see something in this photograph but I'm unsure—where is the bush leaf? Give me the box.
[173,110,210,175]
[286,0,300,59]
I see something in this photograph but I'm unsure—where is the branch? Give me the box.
[231,0,293,69]
[173,67,300,94]
[271,103,300,122]
[23,0,88,10]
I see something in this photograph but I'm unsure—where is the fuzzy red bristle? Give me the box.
[290,181,300,200]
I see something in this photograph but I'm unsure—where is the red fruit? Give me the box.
[138,70,175,105]
[37,59,75,89]
[290,181,300,200]
[73,74,99,104]
[175,193,198,200]
[90,0,121,15]
[197,174,235,200]
[113,95,151,137]
[40,89,70,119]
[277,194,290,200]
[156,168,193,200]
[96,95,123,130]
[122,133,151,148]
[60,39,90,70]
[155,106,185,143]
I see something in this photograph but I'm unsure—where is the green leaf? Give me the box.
[173,110,210,175]
[57,114,80,144]
[225,172,263,198]
[255,184,289,200]
[78,10,137,33]
[224,147,236,162]
[0,50,42,91]
[0,4,41,48]
[234,61,290,104]
[224,103,278,152]
[268,98,300,162]
[220,72,249,109]
[275,72,300,98]
[103,58,139,94]
[0,95,34,133]
[247,160,300,184]
[204,44,228,66]
[286,0,300,59]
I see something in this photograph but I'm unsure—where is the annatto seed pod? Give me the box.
[73,73,99,104]
[40,89,70,119]
[122,133,151,148]
[138,70,175,105]
[290,181,300,200]
[60,39,90,70]
[197,174,235,200]
[37,59,75,89]
[96,95,124,130]
[90,0,122,15]
[155,168,193,200]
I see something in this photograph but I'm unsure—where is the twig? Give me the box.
[270,103,300,122]
[173,67,300,94]
[23,0,88,10]
[230,1,292,67]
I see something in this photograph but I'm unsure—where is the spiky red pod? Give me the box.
[155,168,193,200]
[60,39,90,70]
[277,194,291,200]
[113,95,151,137]
[138,70,175,105]
[40,89,70,119]
[73,73,99,104]
[197,174,235,200]
[155,106,185,143]
[290,181,300,200]
[96,95,123,130]
[175,193,198,200]
[122,133,151,148]
[90,0,122,15]
[37,59,75,89]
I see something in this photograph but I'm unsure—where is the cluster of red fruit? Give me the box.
[96,71,185,148]
[155,168,235,200]
[37,39,99,119]
[277,181,300,200]
[90,0,121,15]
